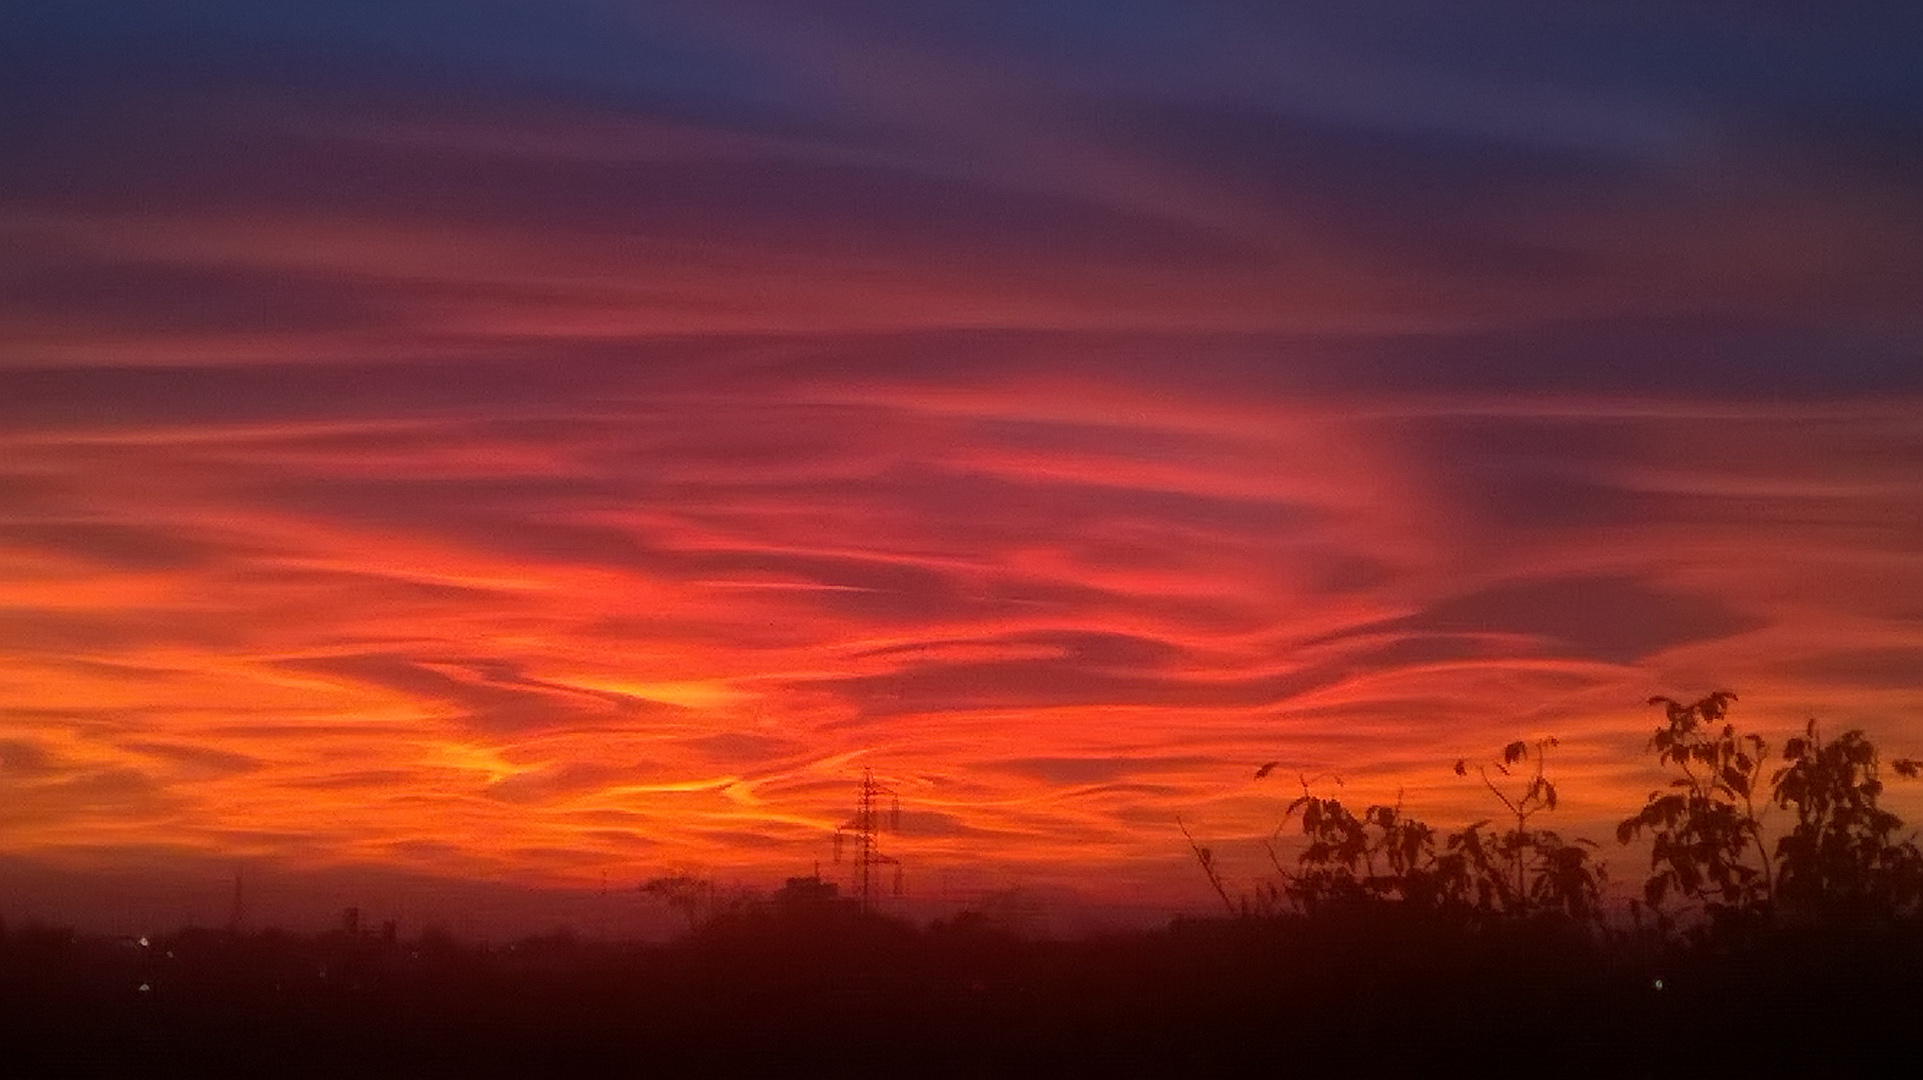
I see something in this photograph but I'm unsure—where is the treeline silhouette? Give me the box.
[0,694,1918,1077]
[1196,692,1922,933]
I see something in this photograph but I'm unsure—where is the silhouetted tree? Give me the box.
[1452,736,1604,922]
[1208,693,1923,942]
[1620,691,1923,932]
[1273,779,1446,913]
[1248,741,1603,926]
[639,874,717,933]
[1616,692,1772,927]
[1771,720,1923,923]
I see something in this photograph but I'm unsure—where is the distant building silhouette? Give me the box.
[774,874,844,910]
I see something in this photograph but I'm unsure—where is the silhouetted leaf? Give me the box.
[1723,769,1749,798]
[1255,761,1279,779]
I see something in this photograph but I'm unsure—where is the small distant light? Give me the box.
[137,936,149,948]
[1652,978,1664,991]
[138,983,151,993]
[165,951,175,959]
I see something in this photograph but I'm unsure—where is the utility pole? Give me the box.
[833,768,902,913]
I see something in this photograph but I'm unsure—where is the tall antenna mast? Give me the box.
[833,767,902,913]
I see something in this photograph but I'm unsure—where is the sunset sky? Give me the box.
[4,2,1921,934]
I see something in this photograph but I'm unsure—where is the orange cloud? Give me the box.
[3,357,1920,925]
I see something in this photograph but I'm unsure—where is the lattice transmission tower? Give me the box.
[833,767,902,912]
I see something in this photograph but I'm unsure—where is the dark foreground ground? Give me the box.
[3,911,1919,1078]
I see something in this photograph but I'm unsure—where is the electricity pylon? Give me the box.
[833,767,902,913]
